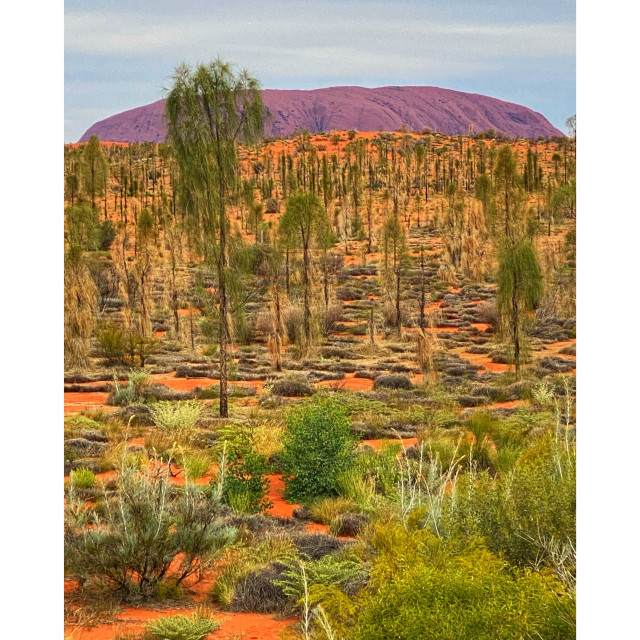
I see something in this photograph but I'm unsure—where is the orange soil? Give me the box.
[423,326,459,333]
[459,351,510,374]
[484,400,526,410]
[150,374,265,394]
[266,474,298,518]
[154,330,166,338]
[315,373,374,392]
[361,437,418,450]
[177,308,203,317]
[64,391,111,415]
[67,608,296,640]
[306,522,331,534]
[423,300,443,313]
[470,323,491,332]
[541,339,577,360]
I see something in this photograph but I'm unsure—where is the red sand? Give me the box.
[150,374,265,394]
[470,323,491,332]
[66,608,296,640]
[266,474,298,518]
[315,372,373,392]
[484,400,526,410]
[64,391,111,415]
[361,437,418,450]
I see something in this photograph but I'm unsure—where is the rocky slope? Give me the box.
[79,85,563,142]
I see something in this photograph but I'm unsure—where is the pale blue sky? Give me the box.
[64,0,575,142]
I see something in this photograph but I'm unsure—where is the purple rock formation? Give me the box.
[79,85,563,143]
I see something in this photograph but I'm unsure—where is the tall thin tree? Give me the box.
[166,60,263,417]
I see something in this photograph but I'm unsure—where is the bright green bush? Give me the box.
[222,448,272,514]
[70,467,95,489]
[143,611,220,640]
[281,398,358,502]
[314,524,572,640]
[353,535,571,640]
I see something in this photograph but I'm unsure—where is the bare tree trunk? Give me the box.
[303,242,311,348]
[420,247,426,330]
[219,197,229,418]
[369,305,375,347]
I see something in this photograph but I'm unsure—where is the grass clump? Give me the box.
[149,400,203,443]
[271,377,315,397]
[309,497,357,525]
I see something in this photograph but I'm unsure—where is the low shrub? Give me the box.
[281,398,358,502]
[290,533,352,560]
[228,561,291,613]
[70,467,96,489]
[271,378,314,397]
[148,400,203,443]
[212,537,297,607]
[65,461,237,597]
[373,374,413,390]
[265,197,280,213]
[340,531,572,640]
[332,512,369,537]
[143,611,220,640]
[223,448,272,514]
[95,322,129,364]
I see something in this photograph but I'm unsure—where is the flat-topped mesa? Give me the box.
[79,85,563,143]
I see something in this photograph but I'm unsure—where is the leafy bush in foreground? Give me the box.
[281,398,358,502]
[64,460,236,597]
[313,525,572,640]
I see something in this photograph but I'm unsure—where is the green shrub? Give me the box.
[143,611,220,640]
[96,322,128,364]
[65,461,236,597]
[348,532,572,640]
[70,467,95,489]
[441,431,576,569]
[275,552,366,605]
[98,220,116,251]
[223,448,272,514]
[281,398,358,502]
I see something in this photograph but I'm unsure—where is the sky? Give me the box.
[64,0,575,142]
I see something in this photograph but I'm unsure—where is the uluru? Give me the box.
[78,85,563,143]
